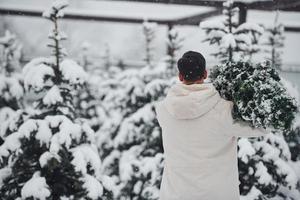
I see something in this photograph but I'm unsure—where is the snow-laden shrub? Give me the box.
[97,60,176,199]
[200,0,264,62]
[0,30,24,111]
[238,133,300,200]
[262,11,285,70]
[0,1,111,199]
[0,30,23,75]
[0,30,25,145]
[210,61,298,133]
[143,20,157,67]
[165,27,184,76]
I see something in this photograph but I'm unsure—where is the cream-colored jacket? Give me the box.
[155,82,267,200]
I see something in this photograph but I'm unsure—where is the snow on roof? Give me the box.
[237,0,271,2]
[222,0,273,3]
[0,0,216,22]
[247,10,300,28]
[201,9,300,28]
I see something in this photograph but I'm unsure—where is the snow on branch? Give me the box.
[43,0,69,20]
[23,57,55,91]
[21,172,51,200]
[60,59,87,85]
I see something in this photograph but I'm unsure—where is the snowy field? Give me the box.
[1,0,300,200]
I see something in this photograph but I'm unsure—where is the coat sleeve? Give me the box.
[224,101,268,138]
[154,101,163,127]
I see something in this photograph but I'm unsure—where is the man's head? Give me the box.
[177,51,207,84]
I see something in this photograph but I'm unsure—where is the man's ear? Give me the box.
[203,70,208,79]
[179,73,184,81]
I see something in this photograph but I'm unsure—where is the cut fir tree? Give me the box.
[210,61,297,133]
[0,1,110,199]
[210,61,300,199]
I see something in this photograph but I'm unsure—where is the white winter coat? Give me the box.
[155,82,267,200]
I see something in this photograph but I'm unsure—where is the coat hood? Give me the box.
[162,82,221,120]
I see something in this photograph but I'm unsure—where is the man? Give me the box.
[155,51,267,200]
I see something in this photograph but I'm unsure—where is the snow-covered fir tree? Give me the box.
[235,22,264,60]
[281,80,300,163]
[210,61,297,132]
[96,62,176,199]
[0,30,23,75]
[73,81,106,132]
[0,30,24,145]
[238,134,300,200]
[166,27,184,77]
[200,0,264,62]
[263,11,285,70]
[78,42,92,71]
[73,42,107,132]
[285,126,300,162]
[116,59,125,71]
[0,1,111,199]
[0,30,24,111]
[210,61,300,199]
[103,43,111,71]
[143,20,157,67]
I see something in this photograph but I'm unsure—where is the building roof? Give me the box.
[126,0,300,12]
[0,0,219,25]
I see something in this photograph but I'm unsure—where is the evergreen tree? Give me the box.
[274,78,300,164]
[0,1,109,199]
[200,0,263,62]
[0,30,23,75]
[143,20,157,67]
[263,11,285,70]
[78,42,92,71]
[73,42,107,132]
[0,30,24,111]
[238,134,300,200]
[166,27,184,77]
[0,31,25,145]
[103,43,111,71]
[210,61,299,199]
[235,22,264,60]
[97,62,175,199]
[210,61,297,132]
[73,81,106,132]
[285,126,300,162]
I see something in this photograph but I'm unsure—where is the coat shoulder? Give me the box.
[154,101,165,126]
[154,100,163,112]
[154,100,165,118]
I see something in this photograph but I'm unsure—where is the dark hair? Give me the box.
[177,51,206,82]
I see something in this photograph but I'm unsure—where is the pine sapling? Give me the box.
[0,1,110,199]
[143,20,157,67]
[166,27,184,77]
[263,11,285,70]
[0,31,25,145]
[201,0,263,63]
